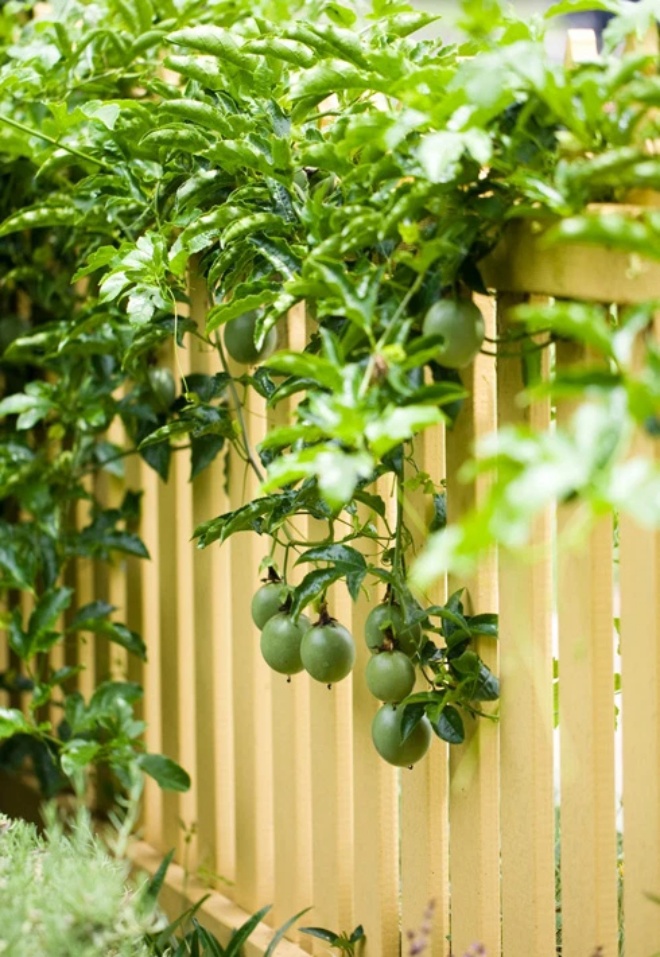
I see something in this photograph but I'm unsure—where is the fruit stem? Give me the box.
[316,601,335,627]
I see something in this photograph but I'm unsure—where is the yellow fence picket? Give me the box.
[620,314,660,953]
[350,581,399,957]
[185,274,225,882]
[401,426,449,956]
[269,307,313,941]
[444,294,500,956]
[139,457,165,847]
[555,340,618,957]
[496,294,557,957]
[226,372,275,912]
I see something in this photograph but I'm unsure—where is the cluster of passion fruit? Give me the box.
[252,579,431,767]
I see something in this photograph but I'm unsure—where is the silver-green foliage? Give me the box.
[0,810,158,957]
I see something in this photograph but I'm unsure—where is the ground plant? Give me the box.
[0,0,659,786]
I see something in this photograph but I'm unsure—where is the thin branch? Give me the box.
[0,114,114,171]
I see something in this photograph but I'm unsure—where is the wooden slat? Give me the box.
[497,294,556,956]
[188,348,230,888]
[307,635,355,952]
[349,566,399,957]
[620,315,660,953]
[138,458,164,846]
[555,341,618,957]
[444,295,500,956]
[123,450,145,711]
[211,519,238,889]
[154,447,181,851]
[270,306,313,941]
[401,425,450,957]
[481,215,660,304]
[75,480,97,703]
[227,373,274,911]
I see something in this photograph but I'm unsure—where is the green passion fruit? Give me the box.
[364,603,423,658]
[147,367,176,411]
[371,704,432,767]
[251,582,292,630]
[223,312,277,365]
[260,613,310,676]
[301,621,355,685]
[422,299,485,369]
[365,651,416,703]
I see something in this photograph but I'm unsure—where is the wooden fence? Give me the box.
[3,32,657,957]
[73,200,657,957]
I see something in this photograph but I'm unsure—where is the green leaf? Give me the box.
[194,497,278,547]
[139,850,174,917]
[432,706,465,744]
[0,204,77,237]
[159,99,231,136]
[190,434,225,480]
[514,301,614,357]
[0,708,33,740]
[548,212,660,260]
[300,927,341,945]
[167,26,255,69]
[365,405,444,457]
[400,702,425,743]
[28,587,73,647]
[265,908,313,957]
[242,38,315,68]
[88,681,143,718]
[295,543,366,568]
[69,601,116,628]
[290,567,345,619]
[139,754,191,792]
[296,544,367,600]
[224,906,271,957]
[0,545,35,591]
[467,613,499,637]
[292,62,384,101]
[263,352,343,391]
[470,664,500,701]
[60,740,102,776]
[207,291,279,333]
